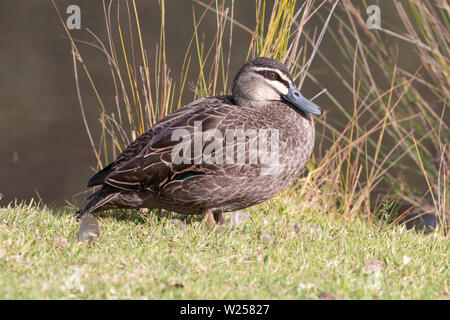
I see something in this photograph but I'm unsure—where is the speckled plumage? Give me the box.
[78,57,320,224]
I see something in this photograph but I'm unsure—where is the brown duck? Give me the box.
[77,57,322,226]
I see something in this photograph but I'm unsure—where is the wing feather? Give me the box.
[87,95,235,190]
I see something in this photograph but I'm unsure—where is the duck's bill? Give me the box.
[281,84,322,115]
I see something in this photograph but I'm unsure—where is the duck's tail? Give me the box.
[76,188,121,220]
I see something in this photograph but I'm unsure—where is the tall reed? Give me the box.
[307,0,448,230]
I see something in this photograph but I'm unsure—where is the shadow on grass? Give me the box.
[61,199,204,226]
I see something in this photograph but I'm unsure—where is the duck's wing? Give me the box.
[86,95,235,189]
[86,109,181,187]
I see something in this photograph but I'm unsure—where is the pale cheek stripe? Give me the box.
[266,79,289,95]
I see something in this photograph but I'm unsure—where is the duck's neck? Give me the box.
[234,96,264,108]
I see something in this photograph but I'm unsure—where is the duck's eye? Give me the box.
[267,71,277,80]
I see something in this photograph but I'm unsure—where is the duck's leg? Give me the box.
[204,211,216,228]
[214,212,225,225]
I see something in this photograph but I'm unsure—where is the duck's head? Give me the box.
[232,57,322,115]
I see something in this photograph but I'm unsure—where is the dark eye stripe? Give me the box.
[255,70,289,88]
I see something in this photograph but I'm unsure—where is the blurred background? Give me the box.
[0,0,447,224]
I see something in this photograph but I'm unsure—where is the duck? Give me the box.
[77,57,322,226]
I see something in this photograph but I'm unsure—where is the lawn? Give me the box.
[0,193,448,299]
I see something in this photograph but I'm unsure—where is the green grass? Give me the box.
[1,195,448,299]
